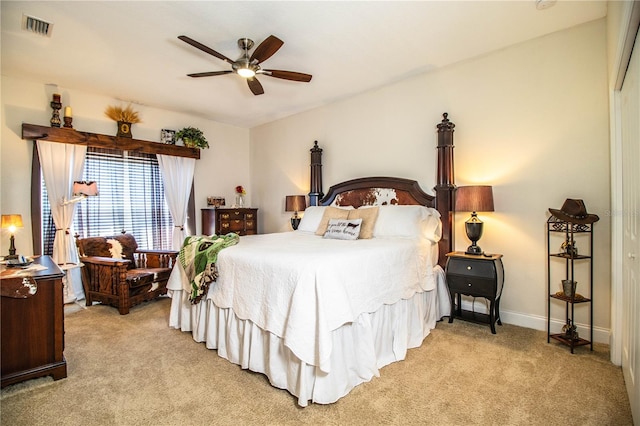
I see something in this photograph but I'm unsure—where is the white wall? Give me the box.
[250,20,611,339]
[0,75,250,252]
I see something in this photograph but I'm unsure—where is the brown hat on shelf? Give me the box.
[549,199,600,225]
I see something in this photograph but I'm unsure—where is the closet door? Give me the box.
[620,24,640,423]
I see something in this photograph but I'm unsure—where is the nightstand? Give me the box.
[445,251,504,334]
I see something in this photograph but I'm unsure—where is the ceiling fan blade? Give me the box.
[247,77,264,95]
[178,35,234,65]
[250,35,284,64]
[263,69,312,82]
[187,71,233,78]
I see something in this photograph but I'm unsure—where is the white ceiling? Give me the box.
[1,1,607,129]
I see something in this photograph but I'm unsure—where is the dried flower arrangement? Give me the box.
[104,104,142,124]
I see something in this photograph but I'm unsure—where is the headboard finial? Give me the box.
[311,140,322,153]
[309,141,324,206]
[437,112,455,133]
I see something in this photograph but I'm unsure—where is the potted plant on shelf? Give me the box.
[176,126,209,149]
[104,104,142,138]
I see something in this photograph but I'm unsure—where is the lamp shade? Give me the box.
[285,195,307,212]
[455,186,494,212]
[73,181,99,197]
[1,214,23,230]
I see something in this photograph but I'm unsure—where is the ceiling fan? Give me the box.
[178,35,312,96]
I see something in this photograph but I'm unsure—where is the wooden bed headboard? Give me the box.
[320,177,435,208]
[309,113,456,268]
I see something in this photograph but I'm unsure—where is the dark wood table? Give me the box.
[1,255,67,387]
[445,251,504,334]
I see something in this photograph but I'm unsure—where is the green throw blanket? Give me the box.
[179,233,240,304]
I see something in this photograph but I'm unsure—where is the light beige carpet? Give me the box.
[1,297,633,425]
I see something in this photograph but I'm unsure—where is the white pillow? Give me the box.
[323,218,362,240]
[423,214,442,243]
[297,206,326,232]
[373,205,441,240]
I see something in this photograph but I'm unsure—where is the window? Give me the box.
[41,147,174,253]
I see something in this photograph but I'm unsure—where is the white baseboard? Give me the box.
[457,298,610,344]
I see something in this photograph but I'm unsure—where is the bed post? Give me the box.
[309,141,323,206]
[435,113,455,267]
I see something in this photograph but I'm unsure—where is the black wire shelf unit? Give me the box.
[546,215,594,353]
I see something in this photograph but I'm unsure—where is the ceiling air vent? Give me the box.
[22,14,53,37]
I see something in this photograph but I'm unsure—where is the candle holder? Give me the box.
[50,94,62,128]
[63,116,73,128]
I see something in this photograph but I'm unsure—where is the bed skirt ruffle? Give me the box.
[168,267,449,407]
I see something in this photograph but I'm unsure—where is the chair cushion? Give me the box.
[125,270,155,288]
[78,234,139,270]
[79,236,112,258]
[137,267,173,281]
[111,234,138,269]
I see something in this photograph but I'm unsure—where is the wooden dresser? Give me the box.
[202,208,258,236]
[1,256,67,387]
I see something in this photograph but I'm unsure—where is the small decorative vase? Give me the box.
[117,121,132,138]
[236,194,245,207]
[184,138,196,148]
[562,279,577,298]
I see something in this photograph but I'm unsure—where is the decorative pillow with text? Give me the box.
[323,218,362,240]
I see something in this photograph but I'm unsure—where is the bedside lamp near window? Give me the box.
[455,185,494,255]
[2,214,23,259]
[286,195,307,230]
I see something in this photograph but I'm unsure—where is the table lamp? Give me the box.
[285,195,307,230]
[455,186,494,255]
[2,214,24,259]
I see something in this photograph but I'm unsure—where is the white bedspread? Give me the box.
[168,231,437,373]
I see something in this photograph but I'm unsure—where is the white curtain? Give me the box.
[37,141,87,264]
[158,154,196,250]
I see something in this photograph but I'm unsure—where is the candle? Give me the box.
[64,106,72,117]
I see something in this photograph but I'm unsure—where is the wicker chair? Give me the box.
[75,233,178,315]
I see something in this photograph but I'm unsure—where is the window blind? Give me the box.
[41,147,173,253]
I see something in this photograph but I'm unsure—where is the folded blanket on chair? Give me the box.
[179,233,240,304]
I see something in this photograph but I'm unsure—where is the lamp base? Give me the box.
[291,217,301,230]
[465,244,483,255]
[6,234,18,259]
[464,214,484,255]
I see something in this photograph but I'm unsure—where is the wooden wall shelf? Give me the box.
[22,123,200,160]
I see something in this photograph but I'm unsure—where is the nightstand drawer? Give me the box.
[447,275,495,298]
[446,258,495,279]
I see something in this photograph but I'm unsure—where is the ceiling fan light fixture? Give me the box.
[237,67,256,78]
[179,34,312,95]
